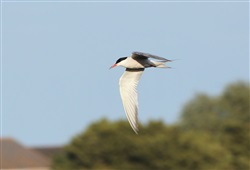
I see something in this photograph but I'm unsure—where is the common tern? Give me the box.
[110,52,172,134]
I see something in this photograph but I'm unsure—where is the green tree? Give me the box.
[179,81,250,169]
[52,120,230,170]
[52,81,249,170]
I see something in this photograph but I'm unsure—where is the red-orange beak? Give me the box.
[109,64,117,69]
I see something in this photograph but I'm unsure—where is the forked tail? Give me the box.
[152,60,171,68]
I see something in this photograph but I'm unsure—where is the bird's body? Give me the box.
[110,52,171,134]
[117,56,152,68]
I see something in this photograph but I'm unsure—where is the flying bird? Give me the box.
[110,51,172,134]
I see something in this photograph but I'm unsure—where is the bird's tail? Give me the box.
[152,60,171,68]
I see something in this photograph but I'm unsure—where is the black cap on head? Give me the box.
[116,57,127,64]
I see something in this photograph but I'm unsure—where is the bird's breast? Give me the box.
[126,57,151,69]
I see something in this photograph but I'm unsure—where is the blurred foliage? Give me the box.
[179,81,250,169]
[52,81,249,170]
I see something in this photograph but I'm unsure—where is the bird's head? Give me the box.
[110,57,127,69]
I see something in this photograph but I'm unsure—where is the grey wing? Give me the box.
[119,69,144,134]
[132,51,171,62]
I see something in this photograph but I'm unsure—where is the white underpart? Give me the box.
[117,57,167,68]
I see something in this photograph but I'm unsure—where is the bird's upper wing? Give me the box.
[119,68,144,134]
[132,51,171,62]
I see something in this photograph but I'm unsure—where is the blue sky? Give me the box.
[1,1,249,146]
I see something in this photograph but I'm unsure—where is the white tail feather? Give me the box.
[152,61,168,68]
